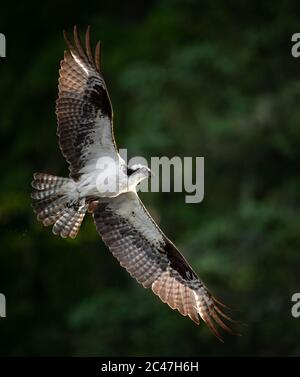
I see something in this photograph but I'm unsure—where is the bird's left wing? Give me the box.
[92,192,234,340]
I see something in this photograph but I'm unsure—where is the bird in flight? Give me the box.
[31,26,235,340]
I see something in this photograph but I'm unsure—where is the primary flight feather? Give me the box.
[31,26,235,340]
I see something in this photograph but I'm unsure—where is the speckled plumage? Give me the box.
[93,192,234,340]
[31,26,235,340]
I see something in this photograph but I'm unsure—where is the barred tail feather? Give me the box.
[31,173,70,191]
[31,173,87,239]
[52,202,87,238]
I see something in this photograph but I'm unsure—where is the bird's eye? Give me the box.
[127,167,135,176]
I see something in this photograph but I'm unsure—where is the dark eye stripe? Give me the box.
[127,167,135,176]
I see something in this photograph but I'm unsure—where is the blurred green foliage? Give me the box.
[1,0,300,356]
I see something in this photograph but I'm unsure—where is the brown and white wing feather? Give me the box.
[56,26,118,180]
[93,192,234,340]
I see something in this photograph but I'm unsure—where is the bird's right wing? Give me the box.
[56,26,119,180]
[92,192,234,340]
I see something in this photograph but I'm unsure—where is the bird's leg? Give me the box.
[88,200,100,213]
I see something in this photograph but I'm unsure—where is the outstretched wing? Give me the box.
[56,26,118,180]
[93,192,235,340]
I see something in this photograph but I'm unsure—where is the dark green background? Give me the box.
[1,0,300,356]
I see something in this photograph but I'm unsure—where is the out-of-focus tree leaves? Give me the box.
[1,0,300,356]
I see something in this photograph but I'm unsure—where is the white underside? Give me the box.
[63,156,146,202]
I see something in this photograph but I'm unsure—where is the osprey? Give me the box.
[31,26,234,340]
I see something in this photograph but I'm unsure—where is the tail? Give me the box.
[31,173,87,239]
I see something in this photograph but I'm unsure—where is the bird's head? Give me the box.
[127,164,152,189]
